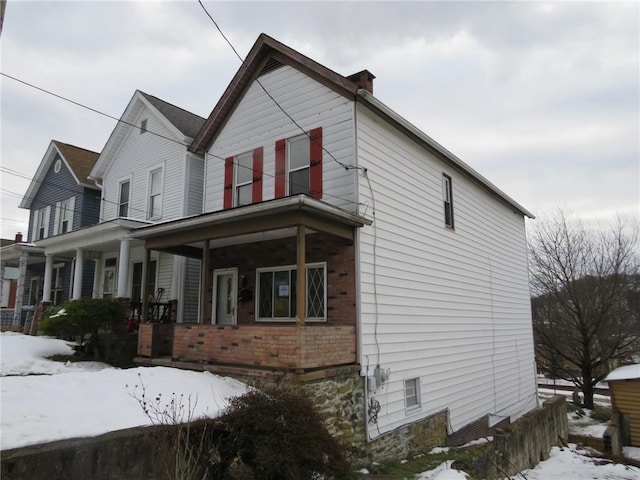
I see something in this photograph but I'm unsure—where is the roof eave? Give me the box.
[356,90,535,219]
[189,33,359,155]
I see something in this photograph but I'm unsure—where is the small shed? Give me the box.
[605,364,640,452]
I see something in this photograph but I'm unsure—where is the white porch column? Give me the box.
[72,248,84,300]
[42,254,54,303]
[92,257,102,298]
[116,238,130,298]
[13,252,28,325]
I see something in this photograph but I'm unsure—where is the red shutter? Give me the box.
[252,147,263,203]
[309,127,323,199]
[275,139,286,198]
[223,156,234,209]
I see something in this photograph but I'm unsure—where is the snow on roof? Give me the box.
[605,364,640,382]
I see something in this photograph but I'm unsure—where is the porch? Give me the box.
[138,323,356,373]
[131,195,370,377]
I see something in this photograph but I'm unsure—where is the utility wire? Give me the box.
[1,72,365,214]
[197,0,364,173]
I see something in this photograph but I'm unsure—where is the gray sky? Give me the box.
[1,1,638,239]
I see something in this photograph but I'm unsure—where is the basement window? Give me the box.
[404,377,421,411]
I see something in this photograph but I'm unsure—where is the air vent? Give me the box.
[259,57,284,77]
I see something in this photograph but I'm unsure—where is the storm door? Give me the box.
[212,268,237,325]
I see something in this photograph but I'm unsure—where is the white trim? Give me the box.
[404,377,422,412]
[147,164,164,220]
[118,176,132,218]
[234,150,253,207]
[255,262,327,322]
[212,268,238,325]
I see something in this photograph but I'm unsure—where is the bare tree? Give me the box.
[529,210,639,409]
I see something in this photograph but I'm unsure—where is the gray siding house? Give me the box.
[0,141,99,325]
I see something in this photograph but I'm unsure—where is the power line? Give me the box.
[197,0,364,173]
[1,71,363,211]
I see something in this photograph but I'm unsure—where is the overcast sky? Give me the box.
[1,1,638,239]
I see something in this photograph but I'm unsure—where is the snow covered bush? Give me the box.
[39,298,124,351]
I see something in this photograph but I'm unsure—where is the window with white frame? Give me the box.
[58,198,74,234]
[235,151,253,207]
[404,378,421,410]
[118,180,130,217]
[35,207,50,240]
[442,174,454,228]
[257,263,326,321]
[148,168,163,219]
[288,134,310,195]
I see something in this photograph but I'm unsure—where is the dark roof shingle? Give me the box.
[139,92,206,138]
[52,141,100,185]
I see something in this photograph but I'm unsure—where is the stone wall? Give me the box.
[467,396,569,479]
[0,425,176,480]
[301,371,447,464]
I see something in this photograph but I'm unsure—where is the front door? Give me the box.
[212,268,237,325]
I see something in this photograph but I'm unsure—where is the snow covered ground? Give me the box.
[2,332,639,480]
[0,332,247,450]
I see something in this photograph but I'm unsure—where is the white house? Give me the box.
[34,91,206,323]
[133,34,538,455]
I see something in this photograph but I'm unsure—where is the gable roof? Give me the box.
[19,140,100,210]
[90,90,206,180]
[138,91,205,138]
[190,33,371,154]
[190,33,533,219]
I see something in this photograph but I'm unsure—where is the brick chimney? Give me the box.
[347,70,375,94]
[15,232,23,243]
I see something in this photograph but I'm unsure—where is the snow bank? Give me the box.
[1,333,248,451]
[0,332,112,375]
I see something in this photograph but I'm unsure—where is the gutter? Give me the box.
[356,89,535,219]
[130,195,372,240]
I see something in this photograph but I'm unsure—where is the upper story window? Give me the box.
[223,147,263,209]
[118,180,130,217]
[33,206,51,241]
[275,127,323,200]
[288,134,310,195]
[256,263,326,322]
[442,174,454,229]
[235,151,254,207]
[148,168,163,219]
[57,197,75,234]
[140,119,147,134]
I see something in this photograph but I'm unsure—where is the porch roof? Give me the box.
[130,195,371,255]
[0,243,44,266]
[34,218,151,255]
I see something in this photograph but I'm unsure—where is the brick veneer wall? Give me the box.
[171,324,356,370]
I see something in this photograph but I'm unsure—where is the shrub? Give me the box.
[214,386,351,480]
[40,298,124,349]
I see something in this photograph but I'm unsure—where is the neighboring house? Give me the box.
[34,91,206,323]
[0,234,21,325]
[605,364,640,453]
[134,34,538,457]
[0,141,100,326]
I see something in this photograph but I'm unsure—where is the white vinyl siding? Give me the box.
[355,104,537,438]
[100,106,186,222]
[204,66,357,213]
